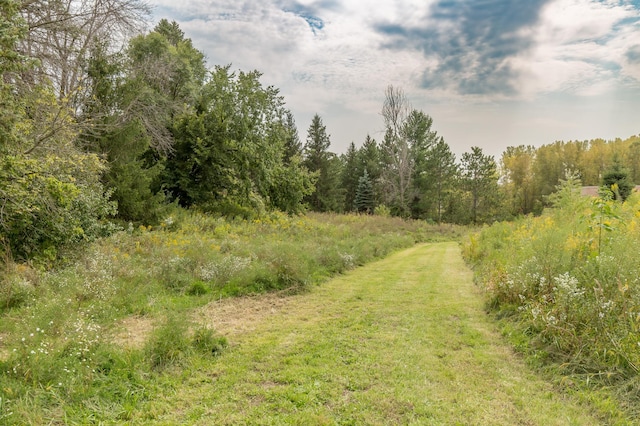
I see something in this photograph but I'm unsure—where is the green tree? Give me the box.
[501,145,539,215]
[405,110,443,219]
[626,138,640,184]
[303,114,343,212]
[164,66,311,215]
[422,140,458,223]
[354,169,375,214]
[0,0,28,150]
[340,142,360,212]
[282,111,302,164]
[601,158,634,202]
[461,147,499,224]
[78,21,210,223]
[0,0,116,260]
[533,142,568,200]
[357,135,382,202]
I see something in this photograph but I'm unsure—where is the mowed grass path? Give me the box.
[145,242,600,425]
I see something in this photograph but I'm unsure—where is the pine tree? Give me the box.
[341,142,360,212]
[354,170,375,214]
[461,147,499,224]
[602,158,634,201]
[303,114,343,211]
[283,111,302,164]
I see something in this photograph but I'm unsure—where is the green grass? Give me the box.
[0,210,629,424]
[0,211,464,424]
[130,243,604,424]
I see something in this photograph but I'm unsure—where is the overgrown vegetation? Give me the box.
[463,176,640,418]
[0,212,461,423]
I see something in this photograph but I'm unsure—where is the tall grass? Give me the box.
[0,210,463,423]
[462,178,640,416]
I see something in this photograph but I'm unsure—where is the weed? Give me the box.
[191,327,227,356]
[463,187,640,416]
[146,315,190,369]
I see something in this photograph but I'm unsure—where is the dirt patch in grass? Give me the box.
[109,292,297,349]
[111,316,155,349]
[195,292,297,337]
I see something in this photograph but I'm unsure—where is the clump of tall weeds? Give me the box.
[463,177,640,417]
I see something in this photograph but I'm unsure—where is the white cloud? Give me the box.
[147,0,640,155]
[519,0,640,96]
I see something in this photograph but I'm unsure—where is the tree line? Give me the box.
[1,1,637,262]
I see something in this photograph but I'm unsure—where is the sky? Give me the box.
[147,0,640,159]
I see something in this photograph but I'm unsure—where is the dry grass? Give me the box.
[194,292,297,337]
[111,316,156,350]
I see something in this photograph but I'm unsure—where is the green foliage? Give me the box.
[267,156,316,214]
[499,135,640,216]
[164,66,312,214]
[0,153,117,260]
[191,327,227,356]
[501,145,539,215]
[303,114,344,212]
[460,146,500,224]
[601,159,634,202]
[374,204,391,217]
[354,169,375,213]
[413,139,458,222]
[463,186,640,413]
[340,142,360,211]
[282,110,302,163]
[0,0,28,149]
[146,315,190,369]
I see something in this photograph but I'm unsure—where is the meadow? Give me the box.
[0,211,462,423]
[463,177,640,418]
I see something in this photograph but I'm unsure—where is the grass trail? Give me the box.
[143,242,601,425]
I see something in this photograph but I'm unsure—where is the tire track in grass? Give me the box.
[149,242,602,425]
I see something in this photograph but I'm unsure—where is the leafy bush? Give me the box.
[0,153,117,262]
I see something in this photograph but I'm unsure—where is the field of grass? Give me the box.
[0,211,463,424]
[462,179,640,421]
[138,243,605,425]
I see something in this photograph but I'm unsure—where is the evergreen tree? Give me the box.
[423,140,458,223]
[602,158,634,201]
[354,169,375,214]
[461,147,499,224]
[79,20,208,223]
[282,111,302,164]
[164,66,312,215]
[303,114,343,211]
[341,142,360,212]
[357,135,382,202]
[406,110,443,219]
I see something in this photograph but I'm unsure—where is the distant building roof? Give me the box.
[581,186,600,197]
[581,185,640,197]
